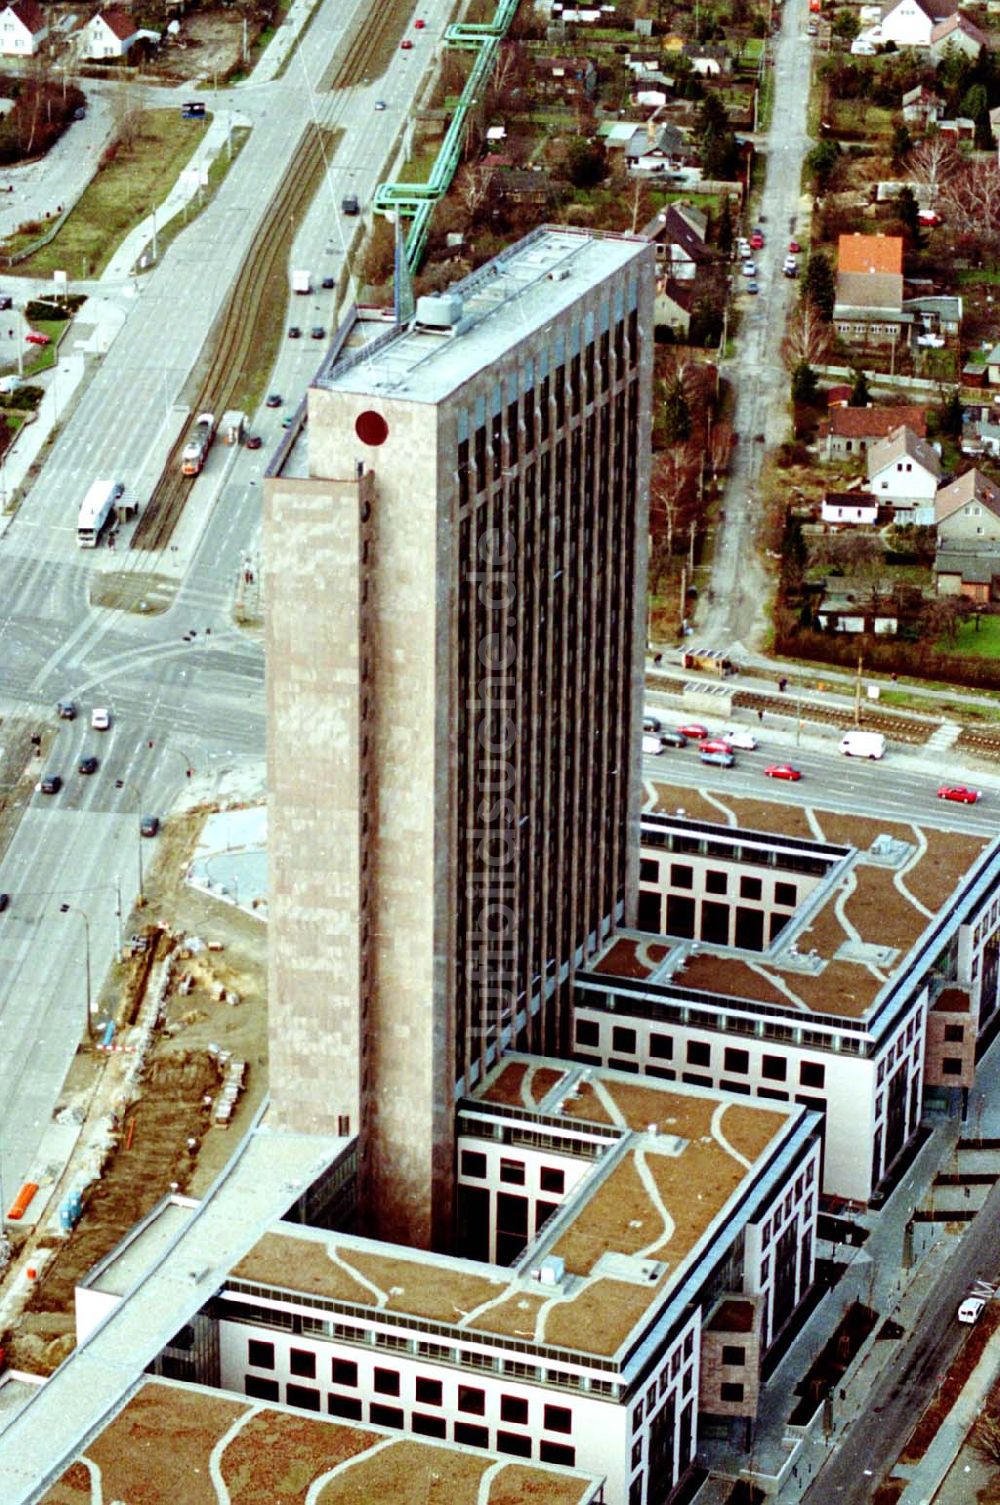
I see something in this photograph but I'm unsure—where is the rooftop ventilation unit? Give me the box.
[534,1255,566,1287]
[415,293,463,330]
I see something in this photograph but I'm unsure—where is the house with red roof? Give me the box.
[0,0,47,56]
[81,8,154,58]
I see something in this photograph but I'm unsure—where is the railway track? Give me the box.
[134,0,407,551]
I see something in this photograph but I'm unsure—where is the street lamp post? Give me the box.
[60,903,93,1042]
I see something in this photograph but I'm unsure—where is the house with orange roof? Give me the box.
[833,233,911,348]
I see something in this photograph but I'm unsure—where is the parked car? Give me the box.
[25,331,50,346]
[677,722,709,739]
[765,763,802,781]
[741,259,757,277]
[749,230,764,249]
[375,100,387,110]
[140,815,160,838]
[39,773,62,794]
[401,38,413,47]
[57,699,76,720]
[747,281,759,295]
[937,784,980,805]
[266,393,283,408]
[414,15,426,24]
[246,434,263,451]
[311,325,325,339]
[917,333,945,348]
[91,707,111,730]
[322,276,336,289]
[78,755,99,775]
[788,239,801,253]
[958,1297,985,1324]
[288,326,301,339]
[719,727,758,751]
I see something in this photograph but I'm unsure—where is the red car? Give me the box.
[937,784,980,805]
[699,739,731,756]
[749,231,764,250]
[414,16,426,25]
[677,722,709,740]
[401,38,413,48]
[765,763,802,781]
[788,239,800,253]
[25,330,50,346]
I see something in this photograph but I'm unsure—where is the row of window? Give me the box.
[244,1375,576,1466]
[459,1148,566,1193]
[641,828,835,878]
[574,1019,828,1088]
[641,861,798,908]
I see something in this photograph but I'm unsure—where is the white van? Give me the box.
[719,726,758,752]
[958,1297,985,1324]
[839,731,885,760]
[642,733,664,757]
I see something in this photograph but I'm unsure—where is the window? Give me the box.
[248,1338,275,1369]
[501,1394,529,1424]
[740,876,762,900]
[555,366,566,428]
[944,1024,964,1043]
[576,1018,599,1047]
[720,1382,745,1403]
[544,1403,573,1434]
[541,1442,576,1466]
[498,1431,533,1457]
[413,1413,447,1438]
[724,1046,749,1074]
[455,1422,489,1448]
[540,376,550,440]
[683,1332,694,1360]
[245,1375,279,1401]
[775,881,797,908]
[500,1158,525,1184]
[374,1368,400,1396]
[327,1393,363,1420]
[331,1357,358,1386]
[943,1057,963,1075]
[416,1377,443,1405]
[640,858,659,882]
[632,1439,643,1468]
[461,1149,488,1179]
[286,1383,320,1412]
[762,1055,787,1081]
[540,1166,565,1194]
[706,869,728,894]
[800,1061,825,1089]
[370,1404,403,1428]
[650,1033,673,1059]
[474,425,487,491]
[459,1385,486,1414]
[290,1348,316,1379]
[671,863,694,889]
[613,1025,637,1054]
[523,389,535,450]
[687,1040,711,1067]
[722,1345,746,1366]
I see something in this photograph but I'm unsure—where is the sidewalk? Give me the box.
[895,1325,1000,1504]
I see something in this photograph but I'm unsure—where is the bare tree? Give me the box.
[782,301,831,372]
[939,156,1000,240]
[455,165,493,223]
[109,80,143,153]
[972,1411,1000,1466]
[649,444,699,559]
[907,133,961,198]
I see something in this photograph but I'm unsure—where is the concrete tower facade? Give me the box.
[265,228,655,1249]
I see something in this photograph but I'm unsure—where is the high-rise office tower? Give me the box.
[265,228,654,1249]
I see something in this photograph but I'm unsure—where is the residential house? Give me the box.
[935,468,1000,542]
[654,277,693,338]
[638,203,712,281]
[821,492,880,526]
[901,84,944,125]
[866,424,942,514]
[985,342,1000,386]
[904,294,962,341]
[682,41,732,75]
[531,54,598,101]
[929,11,986,56]
[834,234,910,347]
[821,404,927,461]
[625,122,696,174]
[878,0,957,47]
[81,8,146,57]
[937,115,976,141]
[934,543,1000,601]
[816,587,899,633]
[0,0,46,56]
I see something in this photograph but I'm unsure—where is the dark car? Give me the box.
[322,275,336,289]
[0,294,11,311]
[140,816,160,837]
[288,325,301,339]
[40,774,62,794]
[246,434,263,451]
[57,699,76,720]
[266,393,282,408]
[0,892,9,912]
[311,325,325,339]
[660,729,688,748]
[78,755,99,775]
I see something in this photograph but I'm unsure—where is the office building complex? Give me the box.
[265,228,655,1247]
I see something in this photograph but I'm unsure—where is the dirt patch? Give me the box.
[905,827,991,913]
[843,865,928,955]
[0,714,51,866]
[89,570,177,615]
[169,9,249,81]
[726,797,819,841]
[650,780,731,825]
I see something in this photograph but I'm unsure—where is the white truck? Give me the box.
[839,730,885,760]
[181,411,216,476]
[221,409,247,446]
[77,478,118,548]
[292,268,311,295]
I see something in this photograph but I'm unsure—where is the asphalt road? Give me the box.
[803,1177,1000,1501]
[698,0,815,653]
[0,0,455,1194]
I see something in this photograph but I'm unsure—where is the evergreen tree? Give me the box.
[662,377,692,444]
[791,362,819,405]
[804,252,836,320]
[941,388,964,438]
[849,367,871,407]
